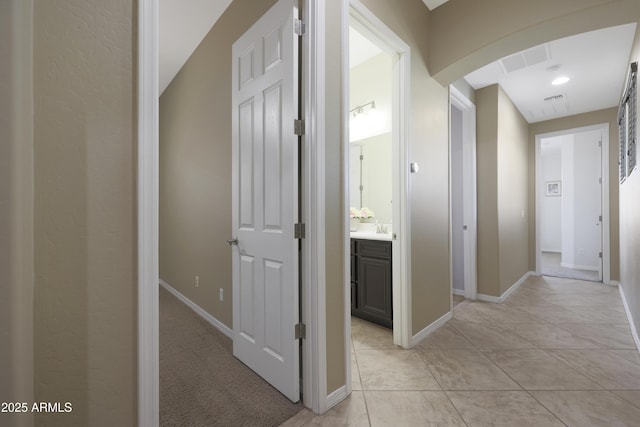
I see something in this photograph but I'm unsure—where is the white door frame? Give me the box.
[137,0,331,422]
[534,123,611,284]
[138,0,159,424]
[342,0,413,370]
[449,86,478,301]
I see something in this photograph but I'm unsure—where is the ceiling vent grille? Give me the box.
[499,44,550,74]
[544,94,565,102]
[541,93,569,117]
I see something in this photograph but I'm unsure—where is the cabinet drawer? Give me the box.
[358,240,391,259]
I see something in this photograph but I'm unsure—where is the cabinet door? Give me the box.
[357,256,392,328]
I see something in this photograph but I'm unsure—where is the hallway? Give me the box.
[282,275,640,426]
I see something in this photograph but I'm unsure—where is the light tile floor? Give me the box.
[281,275,640,426]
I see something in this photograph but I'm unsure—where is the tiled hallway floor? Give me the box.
[282,275,640,426]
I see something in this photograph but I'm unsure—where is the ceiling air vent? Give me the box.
[544,94,564,102]
[541,93,569,116]
[499,44,550,74]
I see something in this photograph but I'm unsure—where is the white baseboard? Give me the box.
[560,262,599,272]
[618,283,640,355]
[411,310,453,347]
[326,385,348,411]
[159,279,233,338]
[477,271,533,304]
[452,288,465,296]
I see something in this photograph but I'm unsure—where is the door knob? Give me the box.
[227,237,238,246]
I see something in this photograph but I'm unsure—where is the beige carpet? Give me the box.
[160,286,303,426]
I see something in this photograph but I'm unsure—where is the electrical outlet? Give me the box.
[219,288,224,302]
[195,275,199,287]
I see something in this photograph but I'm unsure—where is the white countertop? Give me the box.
[350,231,393,241]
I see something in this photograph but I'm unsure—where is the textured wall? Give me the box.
[476,85,530,297]
[497,86,530,295]
[1,2,34,427]
[33,1,136,425]
[476,85,501,296]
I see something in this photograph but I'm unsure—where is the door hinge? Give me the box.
[598,140,602,147]
[599,177,602,184]
[599,252,603,259]
[294,323,306,339]
[599,215,603,222]
[294,19,305,36]
[294,119,305,136]
[294,223,306,239]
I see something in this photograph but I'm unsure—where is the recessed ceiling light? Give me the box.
[552,76,570,86]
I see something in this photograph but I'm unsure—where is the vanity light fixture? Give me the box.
[350,100,376,117]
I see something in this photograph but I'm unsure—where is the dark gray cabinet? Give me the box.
[351,239,393,328]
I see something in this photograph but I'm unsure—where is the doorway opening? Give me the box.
[343,2,412,392]
[449,86,478,306]
[535,124,610,283]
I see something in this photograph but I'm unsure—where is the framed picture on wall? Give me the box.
[545,181,562,196]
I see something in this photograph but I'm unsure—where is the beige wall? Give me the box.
[497,87,530,294]
[529,109,620,280]
[33,1,136,425]
[619,21,640,346]
[1,2,34,427]
[359,0,451,335]
[476,85,501,296]
[159,0,278,331]
[324,0,347,394]
[429,0,640,85]
[476,85,529,297]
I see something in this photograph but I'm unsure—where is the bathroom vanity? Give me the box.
[350,233,393,328]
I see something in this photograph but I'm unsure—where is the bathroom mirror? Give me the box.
[349,133,392,224]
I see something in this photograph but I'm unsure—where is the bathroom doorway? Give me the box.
[344,1,412,352]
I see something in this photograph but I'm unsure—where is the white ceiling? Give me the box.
[159,0,232,94]
[349,27,383,69]
[465,23,637,123]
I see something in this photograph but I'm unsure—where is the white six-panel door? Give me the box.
[231,0,300,403]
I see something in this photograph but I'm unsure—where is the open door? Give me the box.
[231,0,300,402]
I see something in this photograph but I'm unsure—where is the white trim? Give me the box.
[137,0,159,425]
[535,124,610,283]
[159,280,233,338]
[411,311,453,347]
[618,284,640,354]
[326,385,349,410]
[477,271,534,303]
[347,0,412,352]
[302,0,327,414]
[449,85,478,301]
[340,0,352,410]
[541,249,562,253]
[559,262,600,272]
[452,288,465,296]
